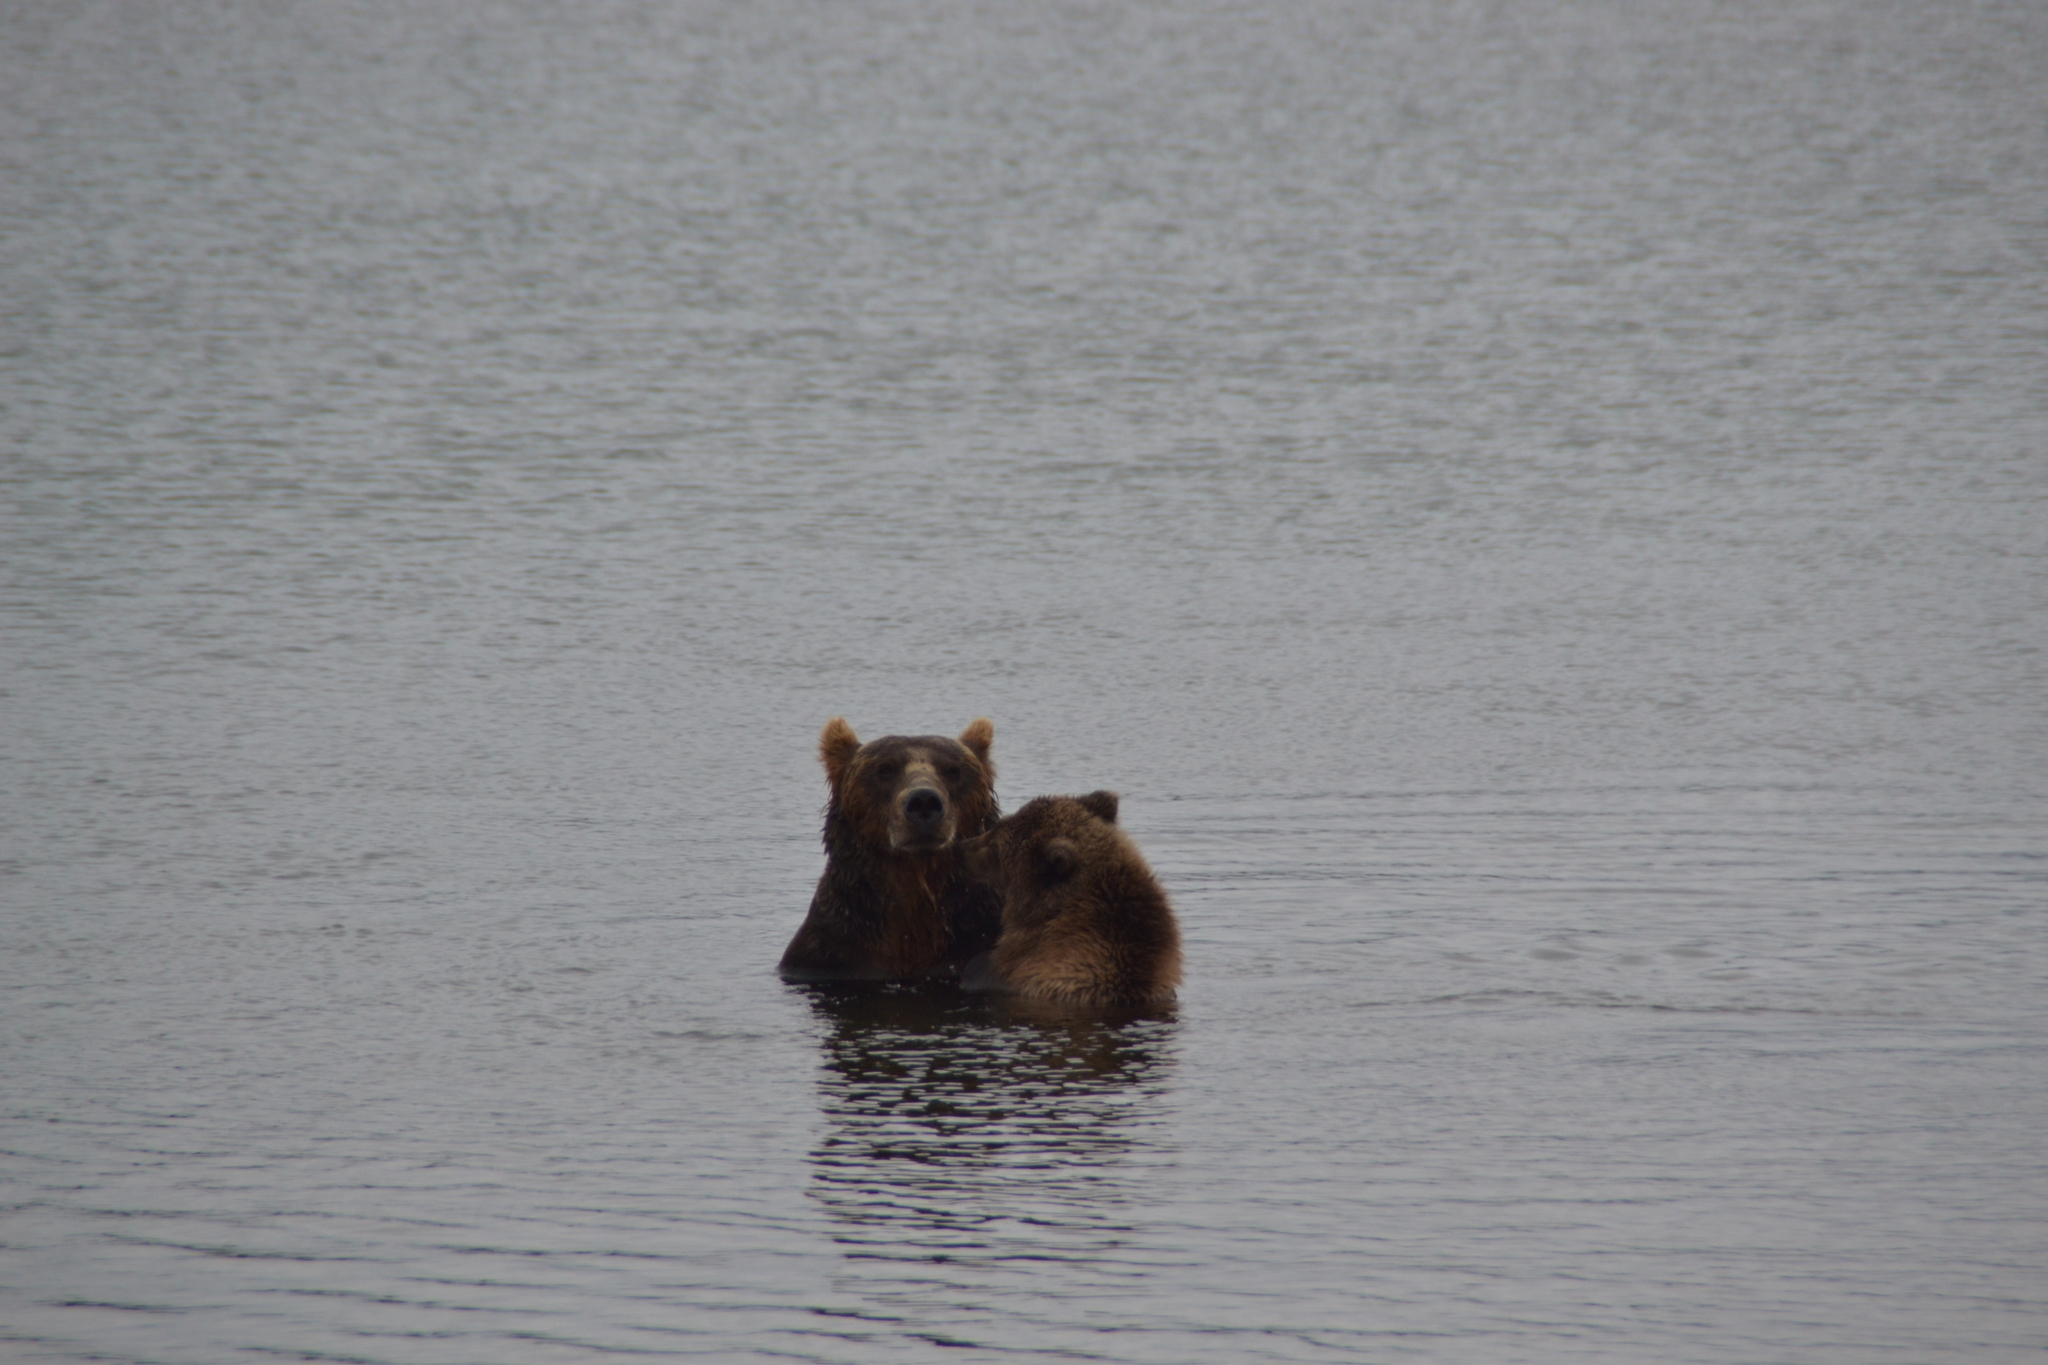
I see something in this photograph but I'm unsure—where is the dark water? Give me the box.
[4,1,2046,1360]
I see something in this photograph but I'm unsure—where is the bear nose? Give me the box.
[904,788,946,827]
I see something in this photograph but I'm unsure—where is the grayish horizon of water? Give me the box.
[4,1,2045,1361]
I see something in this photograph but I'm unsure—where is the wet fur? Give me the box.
[960,793,1181,1006]
[777,718,1003,981]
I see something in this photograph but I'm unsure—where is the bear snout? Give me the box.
[904,787,946,827]
[888,781,956,851]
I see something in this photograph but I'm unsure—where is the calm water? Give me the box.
[4,1,2046,1360]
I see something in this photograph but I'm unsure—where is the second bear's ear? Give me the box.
[958,718,994,767]
[1035,838,1080,884]
[1077,790,1119,824]
[819,717,862,787]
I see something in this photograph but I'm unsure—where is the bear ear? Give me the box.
[958,718,994,765]
[819,717,862,787]
[1077,790,1119,824]
[1035,837,1080,884]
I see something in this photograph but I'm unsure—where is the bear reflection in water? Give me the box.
[796,982,1177,1255]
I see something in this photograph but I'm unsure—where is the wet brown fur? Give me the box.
[777,718,1003,981]
[959,792,1181,1006]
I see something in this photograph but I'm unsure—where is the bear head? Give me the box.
[958,791,1119,918]
[819,716,998,855]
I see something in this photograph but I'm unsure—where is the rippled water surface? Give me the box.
[4,1,2046,1361]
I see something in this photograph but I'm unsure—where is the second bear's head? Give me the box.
[818,717,998,854]
[958,791,1121,902]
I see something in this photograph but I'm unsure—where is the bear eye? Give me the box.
[873,760,902,781]
[938,763,961,781]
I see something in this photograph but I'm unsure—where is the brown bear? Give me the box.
[957,792,1182,1007]
[776,717,1004,982]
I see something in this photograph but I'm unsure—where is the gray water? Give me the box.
[4,1,2046,1360]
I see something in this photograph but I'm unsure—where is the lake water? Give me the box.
[3,1,2045,1360]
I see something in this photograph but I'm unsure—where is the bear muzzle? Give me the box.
[889,783,956,851]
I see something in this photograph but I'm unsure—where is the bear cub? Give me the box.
[777,717,1003,982]
[957,791,1181,1007]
